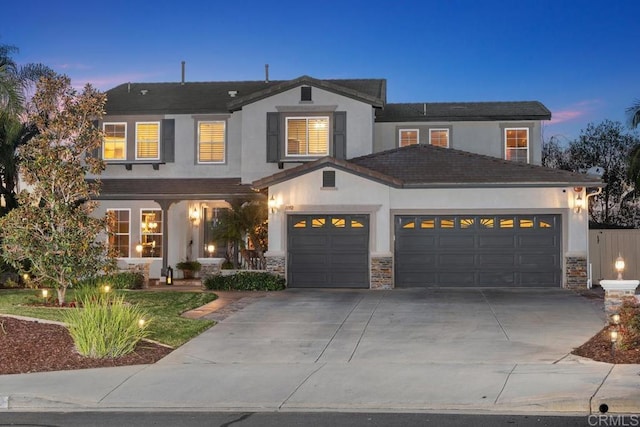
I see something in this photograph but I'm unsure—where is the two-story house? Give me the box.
[92,75,602,289]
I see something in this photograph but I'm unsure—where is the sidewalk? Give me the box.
[1,288,639,415]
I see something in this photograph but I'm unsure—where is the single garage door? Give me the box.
[288,214,369,288]
[395,214,561,287]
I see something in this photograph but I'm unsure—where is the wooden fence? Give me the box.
[589,229,640,285]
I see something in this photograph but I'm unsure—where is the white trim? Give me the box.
[106,208,131,258]
[398,128,419,147]
[429,128,449,148]
[285,116,330,157]
[139,208,163,259]
[102,122,127,161]
[504,127,529,164]
[135,121,161,161]
[197,120,226,164]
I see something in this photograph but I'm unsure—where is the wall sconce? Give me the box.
[574,194,584,213]
[268,195,279,213]
[615,254,625,280]
[189,206,200,224]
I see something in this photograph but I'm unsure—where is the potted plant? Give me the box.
[175,260,202,279]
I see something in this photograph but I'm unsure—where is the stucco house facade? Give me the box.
[92,75,602,288]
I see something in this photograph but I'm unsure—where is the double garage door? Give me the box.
[286,213,561,288]
[395,214,562,287]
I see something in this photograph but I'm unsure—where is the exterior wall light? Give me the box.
[135,242,143,255]
[574,194,584,213]
[615,254,625,280]
[268,195,278,213]
[189,206,200,224]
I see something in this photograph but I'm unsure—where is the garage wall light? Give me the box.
[574,194,584,213]
[268,195,280,214]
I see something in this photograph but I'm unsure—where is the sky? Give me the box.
[3,0,639,142]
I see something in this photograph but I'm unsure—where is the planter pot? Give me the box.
[181,270,196,279]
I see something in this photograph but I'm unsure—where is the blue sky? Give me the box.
[3,0,639,142]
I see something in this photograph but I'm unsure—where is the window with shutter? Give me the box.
[136,122,160,160]
[198,121,225,163]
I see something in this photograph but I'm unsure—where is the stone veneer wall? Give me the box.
[266,256,286,279]
[565,255,587,290]
[604,291,637,315]
[371,256,393,290]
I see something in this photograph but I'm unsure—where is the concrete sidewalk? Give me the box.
[1,288,639,415]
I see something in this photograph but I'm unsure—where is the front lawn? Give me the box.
[0,289,217,347]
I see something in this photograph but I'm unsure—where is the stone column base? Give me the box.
[266,255,285,279]
[565,255,587,290]
[371,256,393,290]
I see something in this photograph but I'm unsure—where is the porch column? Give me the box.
[156,199,177,276]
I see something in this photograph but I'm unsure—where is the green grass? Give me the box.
[0,289,217,348]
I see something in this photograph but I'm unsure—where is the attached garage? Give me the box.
[395,214,562,287]
[287,214,370,288]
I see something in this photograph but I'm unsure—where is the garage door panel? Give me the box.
[478,235,516,249]
[395,214,561,288]
[438,253,475,267]
[288,214,369,288]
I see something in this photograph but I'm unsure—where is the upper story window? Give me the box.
[429,129,449,148]
[136,122,160,160]
[399,129,418,147]
[505,128,529,163]
[103,123,126,160]
[198,121,225,163]
[286,116,329,156]
[107,209,130,257]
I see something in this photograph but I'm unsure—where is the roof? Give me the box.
[375,101,552,122]
[252,144,603,189]
[104,76,387,116]
[94,178,261,201]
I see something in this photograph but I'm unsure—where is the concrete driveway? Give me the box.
[160,288,607,365]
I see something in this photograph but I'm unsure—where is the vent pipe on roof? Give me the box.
[181,61,186,85]
[127,82,131,93]
[265,64,269,83]
[423,103,426,116]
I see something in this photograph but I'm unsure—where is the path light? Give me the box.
[102,285,111,294]
[611,313,621,325]
[166,266,173,285]
[41,289,48,302]
[138,318,146,328]
[615,255,625,280]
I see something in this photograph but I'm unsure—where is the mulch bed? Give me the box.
[572,326,640,364]
[0,316,173,375]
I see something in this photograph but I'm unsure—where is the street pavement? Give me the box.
[1,287,639,415]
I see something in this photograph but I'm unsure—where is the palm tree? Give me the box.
[0,44,52,116]
[209,199,267,269]
[628,100,640,130]
[0,115,37,215]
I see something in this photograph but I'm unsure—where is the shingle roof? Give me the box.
[252,144,603,189]
[376,101,552,122]
[105,77,386,116]
[95,178,261,200]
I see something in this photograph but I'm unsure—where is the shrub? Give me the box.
[176,260,202,272]
[75,271,144,291]
[63,289,152,358]
[203,271,286,291]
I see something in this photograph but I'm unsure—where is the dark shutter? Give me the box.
[301,86,312,101]
[266,112,280,163]
[90,120,101,159]
[333,111,347,159]
[162,119,175,163]
[323,170,336,188]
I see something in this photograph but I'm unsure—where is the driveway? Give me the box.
[160,288,607,365]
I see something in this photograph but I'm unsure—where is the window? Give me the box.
[505,128,529,163]
[140,209,162,258]
[399,129,418,147]
[286,117,329,156]
[107,209,130,257]
[136,122,160,160]
[429,129,449,148]
[103,123,126,160]
[198,121,225,163]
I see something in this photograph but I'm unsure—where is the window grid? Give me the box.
[140,209,162,258]
[136,122,160,160]
[399,129,419,147]
[107,209,130,257]
[103,123,126,160]
[505,128,529,163]
[198,121,225,163]
[429,128,449,148]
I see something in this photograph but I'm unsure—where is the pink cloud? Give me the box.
[69,73,159,91]
[549,99,602,124]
